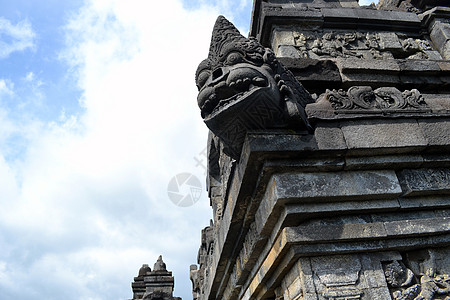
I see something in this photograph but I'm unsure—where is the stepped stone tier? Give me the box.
[131,256,181,300]
[191,0,450,300]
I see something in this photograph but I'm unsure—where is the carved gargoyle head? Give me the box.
[196,16,313,159]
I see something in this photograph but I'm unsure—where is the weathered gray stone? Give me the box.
[397,168,450,196]
[314,122,347,150]
[399,196,450,209]
[398,59,440,72]
[285,222,388,242]
[384,217,450,236]
[363,287,392,300]
[340,119,427,153]
[195,16,313,159]
[277,45,301,58]
[310,254,366,298]
[297,258,316,295]
[321,7,420,24]
[271,170,402,201]
[378,32,403,53]
[278,57,341,94]
[418,119,450,147]
[423,50,442,59]
[337,57,401,73]
[340,0,359,8]
[271,27,296,50]
[360,254,390,289]
[132,256,181,300]
[423,94,450,113]
[345,154,423,170]
[430,21,450,59]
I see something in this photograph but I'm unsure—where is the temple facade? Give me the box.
[190,0,450,299]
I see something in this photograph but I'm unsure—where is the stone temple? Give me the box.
[131,256,181,300]
[131,0,450,299]
[188,0,450,299]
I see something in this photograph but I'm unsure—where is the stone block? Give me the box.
[399,196,450,209]
[378,32,403,53]
[397,168,450,196]
[339,0,359,8]
[322,7,420,23]
[423,94,450,113]
[271,27,296,51]
[279,57,341,93]
[423,50,442,60]
[337,57,400,73]
[398,59,440,72]
[310,254,367,299]
[277,45,300,58]
[359,254,389,289]
[363,287,392,300]
[286,222,388,242]
[284,199,401,221]
[438,61,450,71]
[418,119,450,147]
[430,21,450,59]
[345,154,423,170]
[384,217,450,236]
[313,122,347,150]
[303,293,319,300]
[272,170,402,201]
[340,72,401,85]
[297,258,316,294]
[398,74,444,86]
[340,119,427,153]
[286,277,302,299]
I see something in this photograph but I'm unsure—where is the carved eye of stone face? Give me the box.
[196,70,210,90]
[224,51,244,66]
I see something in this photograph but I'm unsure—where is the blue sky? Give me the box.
[0,0,376,299]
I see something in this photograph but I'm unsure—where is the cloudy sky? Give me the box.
[0,0,375,299]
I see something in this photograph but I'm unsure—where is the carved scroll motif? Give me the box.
[325,86,429,111]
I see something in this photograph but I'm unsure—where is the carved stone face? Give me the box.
[196,45,281,121]
[196,16,313,159]
[195,17,285,158]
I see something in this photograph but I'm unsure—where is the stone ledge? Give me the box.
[341,119,428,153]
[241,219,450,300]
[397,168,450,196]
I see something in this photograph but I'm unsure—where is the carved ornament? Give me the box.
[324,86,429,112]
[290,30,438,60]
[384,260,450,300]
[195,16,313,159]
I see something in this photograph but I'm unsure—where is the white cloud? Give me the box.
[0,17,35,59]
[0,79,14,97]
[24,72,34,82]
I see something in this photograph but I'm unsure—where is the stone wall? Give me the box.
[191,1,450,299]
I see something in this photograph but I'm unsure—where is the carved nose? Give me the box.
[210,67,229,85]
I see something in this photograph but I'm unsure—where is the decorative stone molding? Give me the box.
[324,86,429,112]
[273,28,441,60]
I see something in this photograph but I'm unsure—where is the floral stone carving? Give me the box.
[195,16,314,159]
[324,86,429,112]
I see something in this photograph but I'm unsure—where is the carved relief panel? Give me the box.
[273,27,442,60]
[383,248,450,300]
